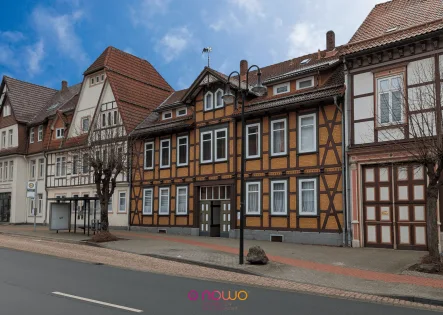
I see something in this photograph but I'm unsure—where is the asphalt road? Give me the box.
[0,248,436,315]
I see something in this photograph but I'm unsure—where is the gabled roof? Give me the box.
[154,89,188,112]
[342,0,443,55]
[2,76,57,123]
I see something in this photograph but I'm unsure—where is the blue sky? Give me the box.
[0,0,384,91]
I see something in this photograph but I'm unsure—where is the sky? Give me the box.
[0,0,385,91]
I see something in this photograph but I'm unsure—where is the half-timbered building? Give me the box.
[342,0,443,250]
[130,32,346,245]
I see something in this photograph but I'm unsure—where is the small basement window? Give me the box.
[270,235,283,242]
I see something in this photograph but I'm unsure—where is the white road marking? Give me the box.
[52,292,143,313]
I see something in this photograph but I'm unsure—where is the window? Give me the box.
[108,196,113,213]
[215,129,227,161]
[162,111,172,120]
[82,154,89,173]
[200,186,231,200]
[299,178,317,216]
[29,160,36,179]
[215,89,224,108]
[296,76,314,90]
[273,82,290,95]
[298,113,317,153]
[204,91,213,111]
[271,180,287,215]
[0,162,3,181]
[3,104,11,116]
[1,131,5,148]
[246,182,260,215]
[144,142,154,170]
[377,75,403,125]
[300,58,311,65]
[143,188,153,215]
[9,161,13,180]
[56,128,64,139]
[91,78,94,85]
[177,136,188,166]
[160,139,170,168]
[72,155,79,175]
[176,107,187,117]
[38,125,43,142]
[29,128,34,143]
[118,192,127,213]
[159,187,170,214]
[8,129,12,147]
[102,113,106,127]
[81,117,90,132]
[29,198,35,216]
[38,158,44,178]
[4,162,7,180]
[271,119,287,156]
[246,123,260,158]
[201,131,212,163]
[56,157,66,177]
[38,194,43,215]
[113,111,118,125]
[176,186,188,214]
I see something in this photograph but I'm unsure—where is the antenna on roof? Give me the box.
[202,47,212,68]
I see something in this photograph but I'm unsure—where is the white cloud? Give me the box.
[26,40,45,76]
[32,7,88,65]
[209,12,242,32]
[287,22,325,57]
[228,0,265,18]
[157,27,193,63]
[130,0,170,28]
[1,31,25,42]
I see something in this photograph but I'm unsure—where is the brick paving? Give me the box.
[0,233,442,312]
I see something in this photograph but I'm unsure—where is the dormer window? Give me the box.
[296,76,314,90]
[215,89,224,108]
[162,111,172,120]
[56,128,65,139]
[204,91,213,111]
[273,82,290,95]
[29,127,34,144]
[3,104,11,117]
[176,107,187,117]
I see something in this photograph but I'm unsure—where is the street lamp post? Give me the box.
[223,65,266,264]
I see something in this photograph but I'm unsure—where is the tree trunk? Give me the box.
[426,181,441,261]
[100,199,109,232]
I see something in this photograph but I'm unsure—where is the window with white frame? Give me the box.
[29,127,34,143]
[108,196,113,213]
[176,186,188,214]
[81,117,90,132]
[215,89,224,108]
[3,104,11,116]
[1,131,5,148]
[38,125,43,142]
[38,158,44,178]
[215,129,227,161]
[8,129,12,147]
[273,82,290,95]
[9,161,13,180]
[29,198,35,216]
[200,186,231,200]
[246,182,260,215]
[377,75,403,125]
[176,107,187,117]
[201,131,212,163]
[72,155,79,175]
[38,194,43,215]
[82,154,89,173]
[177,136,188,166]
[162,111,172,120]
[118,192,127,213]
[298,113,317,153]
[246,123,260,158]
[204,91,213,111]
[271,119,287,156]
[159,187,170,214]
[271,180,287,215]
[29,160,36,179]
[143,188,153,215]
[160,139,170,168]
[0,162,3,181]
[56,128,64,139]
[100,102,119,128]
[144,141,154,169]
[296,76,314,90]
[4,162,7,180]
[299,178,317,215]
[56,156,66,177]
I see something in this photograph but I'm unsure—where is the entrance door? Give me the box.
[362,165,427,250]
[200,201,211,236]
[210,201,221,237]
[0,193,11,222]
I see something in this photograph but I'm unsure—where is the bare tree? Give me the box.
[377,61,441,262]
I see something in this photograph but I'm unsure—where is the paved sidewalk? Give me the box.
[1,224,442,304]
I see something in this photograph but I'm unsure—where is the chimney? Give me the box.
[61,80,68,92]
[240,59,248,82]
[326,30,335,51]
